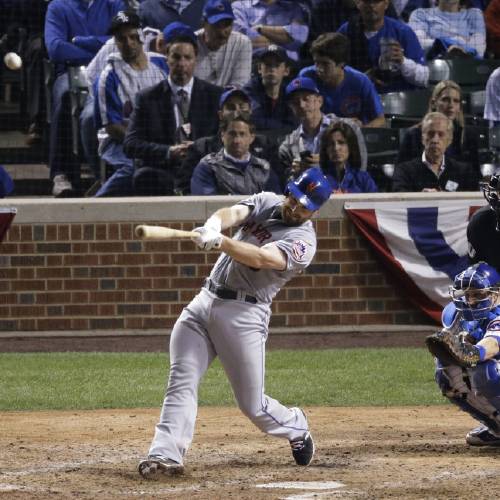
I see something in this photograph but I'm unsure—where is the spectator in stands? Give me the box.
[93,11,168,197]
[409,0,486,59]
[138,0,205,30]
[190,115,282,194]
[123,22,223,195]
[231,0,310,63]
[392,111,480,192]
[194,0,252,88]
[81,25,161,178]
[299,33,385,127]
[177,87,280,194]
[485,0,500,58]
[0,165,14,198]
[44,0,125,197]
[243,45,297,134]
[318,119,377,193]
[391,0,430,22]
[338,0,428,93]
[0,0,49,146]
[279,76,338,181]
[485,68,500,128]
[397,80,480,174]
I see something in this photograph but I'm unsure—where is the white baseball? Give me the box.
[4,52,22,70]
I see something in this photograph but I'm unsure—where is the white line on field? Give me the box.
[257,481,345,490]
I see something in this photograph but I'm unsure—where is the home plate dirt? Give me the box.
[1,406,499,499]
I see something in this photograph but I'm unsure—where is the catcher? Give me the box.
[426,261,500,446]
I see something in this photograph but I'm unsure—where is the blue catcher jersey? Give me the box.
[442,301,500,358]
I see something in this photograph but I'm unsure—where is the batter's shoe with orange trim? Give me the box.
[466,425,500,446]
[138,455,184,479]
[290,432,315,466]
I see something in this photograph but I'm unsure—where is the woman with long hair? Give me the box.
[319,119,378,193]
[396,80,480,173]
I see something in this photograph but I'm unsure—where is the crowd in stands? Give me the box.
[0,0,499,199]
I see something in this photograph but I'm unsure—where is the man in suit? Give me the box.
[392,111,480,192]
[123,22,223,195]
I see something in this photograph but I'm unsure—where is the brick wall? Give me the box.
[0,193,482,334]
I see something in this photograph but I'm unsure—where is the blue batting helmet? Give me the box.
[285,167,332,211]
[450,262,500,321]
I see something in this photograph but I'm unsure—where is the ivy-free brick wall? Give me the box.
[0,193,482,334]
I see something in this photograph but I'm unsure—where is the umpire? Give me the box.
[468,173,500,269]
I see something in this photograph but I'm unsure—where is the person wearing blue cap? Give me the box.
[278,76,338,182]
[138,166,331,479]
[122,21,223,195]
[138,0,206,31]
[176,87,280,193]
[194,0,252,87]
[243,44,298,134]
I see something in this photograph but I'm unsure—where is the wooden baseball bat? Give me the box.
[135,225,198,240]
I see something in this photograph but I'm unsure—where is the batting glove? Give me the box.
[204,215,222,233]
[191,226,222,251]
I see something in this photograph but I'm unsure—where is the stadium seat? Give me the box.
[428,59,500,92]
[464,90,486,117]
[67,65,89,157]
[43,59,55,125]
[381,89,431,127]
[490,126,500,150]
[362,127,400,192]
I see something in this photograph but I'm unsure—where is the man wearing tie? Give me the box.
[123,22,223,195]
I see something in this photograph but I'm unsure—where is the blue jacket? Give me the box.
[323,163,378,194]
[45,0,125,72]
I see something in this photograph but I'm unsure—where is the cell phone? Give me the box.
[300,150,312,160]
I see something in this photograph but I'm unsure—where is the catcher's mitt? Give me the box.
[425,328,481,368]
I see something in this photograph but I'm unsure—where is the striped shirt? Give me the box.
[95,51,168,129]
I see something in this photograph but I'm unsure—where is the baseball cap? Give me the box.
[219,87,251,109]
[254,45,290,64]
[108,10,141,35]
[203,0,235,24]
[162,21,197,45]
[285,77,320,98]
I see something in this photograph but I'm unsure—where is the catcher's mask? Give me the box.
[481,173,500,231]
[450,262,500,321]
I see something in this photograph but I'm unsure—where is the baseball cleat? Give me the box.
[466,425,500,446]
[290,432,315,466]
[138,455,184,479]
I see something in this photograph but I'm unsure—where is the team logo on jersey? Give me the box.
[292,240,307,261]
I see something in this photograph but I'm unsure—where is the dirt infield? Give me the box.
[2,406,499,499]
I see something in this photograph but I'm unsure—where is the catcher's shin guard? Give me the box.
[436,364,500,433]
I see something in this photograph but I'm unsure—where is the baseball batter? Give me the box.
[138,167,333,478]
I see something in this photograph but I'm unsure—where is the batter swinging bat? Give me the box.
[135,225,198,240]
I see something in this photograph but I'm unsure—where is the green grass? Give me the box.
[0,349,444,411]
